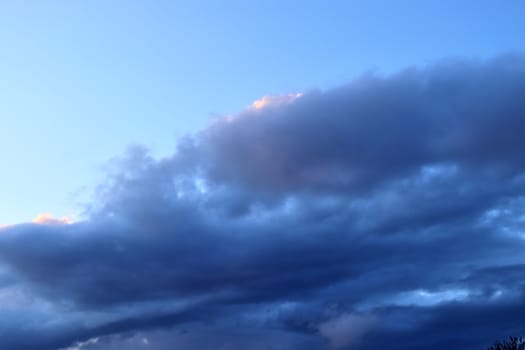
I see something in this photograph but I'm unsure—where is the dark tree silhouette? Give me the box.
[485,337,525,350]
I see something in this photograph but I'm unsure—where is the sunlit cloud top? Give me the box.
[32,213,75,225]
[251,93,303,110]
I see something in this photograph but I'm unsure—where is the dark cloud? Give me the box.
[1,55,525,349]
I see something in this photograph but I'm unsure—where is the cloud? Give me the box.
[0,54,525,349]
[250,93,303,110]
[32,213,75,225]
[318,313,376,349]
[64,337,99,350]
[0,214,74,230]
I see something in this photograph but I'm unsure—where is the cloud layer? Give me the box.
[1,55,525,350]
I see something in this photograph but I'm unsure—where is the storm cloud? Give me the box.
[1,55,525,349]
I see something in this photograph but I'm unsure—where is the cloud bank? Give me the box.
[1,55,525,350]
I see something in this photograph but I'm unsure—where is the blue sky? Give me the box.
[1,0,524,224]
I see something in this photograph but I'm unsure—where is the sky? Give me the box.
[1,1,525,349]
[1,0,524,224]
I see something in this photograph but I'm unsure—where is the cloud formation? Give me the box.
[1,55,525,349]
[32,213,75,225]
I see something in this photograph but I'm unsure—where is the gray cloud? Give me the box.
[1,55,525,349]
